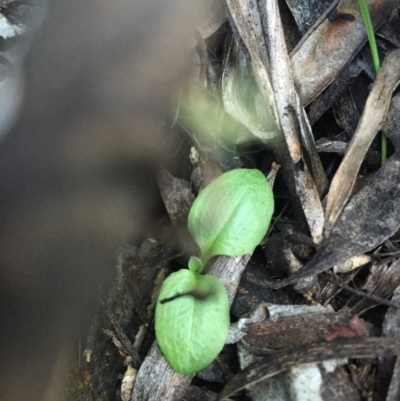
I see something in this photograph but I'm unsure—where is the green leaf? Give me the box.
[155,269,230,374]
[188,256,204,274]
[188,169,274,263]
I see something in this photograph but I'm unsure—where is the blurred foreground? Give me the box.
[0,1,199,399]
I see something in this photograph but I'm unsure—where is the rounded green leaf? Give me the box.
[155,269,230,374]
[188,169,274,263]
[188,256,203,274]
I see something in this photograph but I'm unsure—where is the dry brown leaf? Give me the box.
[291,0,399,106]
[325,49,400,236]
[266,151,400,288]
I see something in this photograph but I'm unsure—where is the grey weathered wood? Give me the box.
[382,285,400,401]
[284,0,332,34]
[219,337,400,400]
[267,151,400,288]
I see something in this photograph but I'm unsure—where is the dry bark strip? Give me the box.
[226,0,326,244]
[243,312,354,349]
[261,0,328,200]
[325,49,400,236]
[218,337,400,400]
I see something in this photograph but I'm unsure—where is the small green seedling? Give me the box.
[155,259,230,374]
[188,169,274,263]
[155,169,274,374]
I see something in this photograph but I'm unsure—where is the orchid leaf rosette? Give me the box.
[155,169,274,374]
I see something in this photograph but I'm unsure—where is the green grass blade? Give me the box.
[357,0,386,165]
[357,0,380,73]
